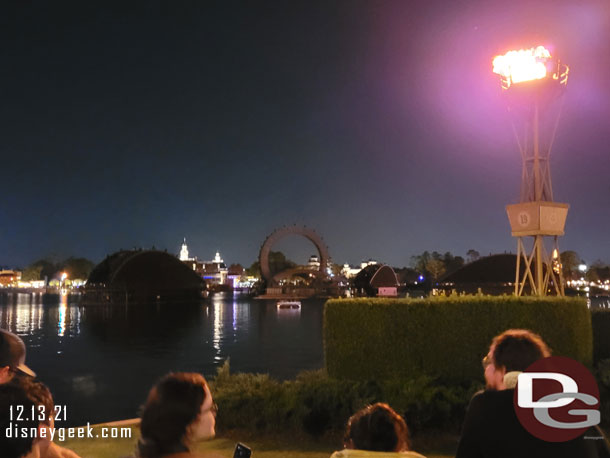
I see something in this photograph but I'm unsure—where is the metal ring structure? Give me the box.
[259,225,329,285]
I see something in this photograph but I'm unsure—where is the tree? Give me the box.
[411,250,461,279]
[394,267,419,284]
[466,249,480,263]
[246,261,260,277]
[21,265,43,281]
[61,257,95,280]
[588,261,610,283]
[410,251,431,273]
[245,252,297,278]
[331,263,344,276]
[267,251,296,275]
[26,259,58,281]
[352,264,380,297]
[442,252,464,276]
[559,251,581,281]
[426,259,446,281]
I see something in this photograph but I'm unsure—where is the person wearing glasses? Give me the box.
[137,372,221,458]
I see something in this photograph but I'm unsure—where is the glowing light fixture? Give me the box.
[492,46,554,87]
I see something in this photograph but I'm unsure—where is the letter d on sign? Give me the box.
[517,372,578,408]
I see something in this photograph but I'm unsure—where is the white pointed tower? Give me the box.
[179,238,190,261]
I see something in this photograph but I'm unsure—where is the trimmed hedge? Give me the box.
[324,296,592,382]
[592,309,610,364]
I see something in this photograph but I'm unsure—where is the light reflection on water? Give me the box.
[591,297,610,309]
[58,292,68,337]
[212,295,222,362]
[0,294,82,341]
[0,292,325,426]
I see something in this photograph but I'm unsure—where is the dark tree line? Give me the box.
[410,251,466,281]
[21,257,96,281]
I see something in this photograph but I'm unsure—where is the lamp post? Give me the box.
[492,46,569,296]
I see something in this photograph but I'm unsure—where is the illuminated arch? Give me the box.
[259,225,329,285]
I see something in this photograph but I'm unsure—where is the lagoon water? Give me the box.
[0,293,325,426]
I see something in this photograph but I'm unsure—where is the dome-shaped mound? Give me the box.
[442,254,521,284]
[85,250,205,304]
[440,254,527,294]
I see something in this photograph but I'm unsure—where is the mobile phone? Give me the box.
[233,442,252,458]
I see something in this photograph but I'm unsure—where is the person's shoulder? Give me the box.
[330,450,426,458]
[44,442,82,458]
[399,451,426,458]
[165,452,225,458]
[469,388,513,406]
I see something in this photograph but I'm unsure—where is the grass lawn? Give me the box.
[60,421,457,458]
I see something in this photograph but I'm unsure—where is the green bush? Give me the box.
[592,309,610,364]
[324,296,592,382]
[210,361,476,436]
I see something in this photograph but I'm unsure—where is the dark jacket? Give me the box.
[456,389,609,458]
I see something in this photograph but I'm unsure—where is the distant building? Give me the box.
[0,270,21,287]
[370,265,399,297]
[202,252,228,286]
[17,280,45,289]
[177,239,234,287]
[308,254,334,276]
[227,264,245,289]
[341,259,378,279]
[308,255,320,269]
[178,239,205,275]
[179,238,192,261]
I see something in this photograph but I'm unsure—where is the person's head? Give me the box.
[0,329,35,383]
[6,376,59,458]
[0,382,39,458]
[344,403,409,452]
[483,329,551,390]
[138,372,216,458]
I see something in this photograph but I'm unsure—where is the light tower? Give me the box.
[492,46,569,296]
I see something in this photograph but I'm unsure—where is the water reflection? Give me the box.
[212,296,221,362]
[58,292,68,337]
[0,294,81,340]
[0,293,325,426]
[210,293,253,363]
[82,302,204,346]
[591,297,610,309]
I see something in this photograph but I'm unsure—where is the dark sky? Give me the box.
[2,0,609,268]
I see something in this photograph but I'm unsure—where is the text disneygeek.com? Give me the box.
[5,423,132,441]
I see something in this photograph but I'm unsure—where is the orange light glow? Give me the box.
[492,46,551,87]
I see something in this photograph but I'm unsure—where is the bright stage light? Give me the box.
[492,46,553,88]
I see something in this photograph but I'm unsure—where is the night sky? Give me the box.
[2,0,609,269]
